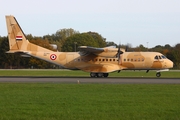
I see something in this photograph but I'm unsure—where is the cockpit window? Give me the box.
[158,56,162,59]
[161,55,167,59]
[155,55,167,60]
[154,56,158,60]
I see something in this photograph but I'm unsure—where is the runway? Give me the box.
[0,77,180,84]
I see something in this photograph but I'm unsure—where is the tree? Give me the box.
[106,41,117,47]
[166,43,180,69]
[87,32,106,47]
[0,37,29,68]
[43,28,79,51]
[30,39,54,50]
[62,33,99,52]
[164,44,171,49]
[135,44,147,51]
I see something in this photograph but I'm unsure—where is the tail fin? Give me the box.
[5,15,53,54]
[6,15,29,52]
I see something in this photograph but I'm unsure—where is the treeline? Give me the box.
[0,28,180,69]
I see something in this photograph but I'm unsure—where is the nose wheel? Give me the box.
[156,72,161,77]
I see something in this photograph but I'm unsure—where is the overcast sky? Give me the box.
[0,0,180,48]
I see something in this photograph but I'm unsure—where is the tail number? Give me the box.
[50,54,57,60]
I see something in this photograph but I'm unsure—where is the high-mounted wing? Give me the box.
[79,46,125,57]
[79,46,104,53]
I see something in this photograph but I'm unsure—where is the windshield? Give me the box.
[154,55,167,60]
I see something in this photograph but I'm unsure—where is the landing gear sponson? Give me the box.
[90,73,109,78]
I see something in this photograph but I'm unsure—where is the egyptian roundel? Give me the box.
[50,54,57,60]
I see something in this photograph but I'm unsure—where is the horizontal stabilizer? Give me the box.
[20,54,31,57]
[6,50,30,54]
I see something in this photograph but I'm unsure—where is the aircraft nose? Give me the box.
[168,60,174,68]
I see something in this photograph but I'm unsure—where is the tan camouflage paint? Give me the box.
[5,15,173,73]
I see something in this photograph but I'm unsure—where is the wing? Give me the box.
[79,46,124,57]
[79,46,104,53]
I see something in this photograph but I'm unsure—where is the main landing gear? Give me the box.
[90,72,109,78]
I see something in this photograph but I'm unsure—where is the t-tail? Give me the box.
[5,15,53,53]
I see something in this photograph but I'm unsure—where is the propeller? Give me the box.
[125,45,128,52]
[116,44,123,64]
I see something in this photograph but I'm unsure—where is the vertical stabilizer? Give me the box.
[6,15,53,53]
[6,15,29,52]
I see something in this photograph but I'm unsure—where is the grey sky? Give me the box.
[0,0,180,48]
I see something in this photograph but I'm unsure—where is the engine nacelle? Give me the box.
[50,44,58,51]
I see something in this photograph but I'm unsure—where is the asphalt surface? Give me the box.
[0,77,180,84]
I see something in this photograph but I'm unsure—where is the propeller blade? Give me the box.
[117,44,120,58]
[125,45,128,52]
[116,44,123,64]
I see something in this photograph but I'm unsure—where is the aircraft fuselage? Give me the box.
[34,51,173,73]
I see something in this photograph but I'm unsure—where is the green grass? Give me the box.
[0,69,180,78]
[0,83,180,120]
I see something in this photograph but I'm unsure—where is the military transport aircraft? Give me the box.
[5,15,173,77]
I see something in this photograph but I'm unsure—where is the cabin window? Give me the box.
[131,59,133,61]
[99,59,101,61]
[113,59,115,61]
[142,58,144,61]
[106,59,108,61]
[138,58,140,61]
[110,59,112,61]
[158,56,162,59]
[127,59,129,61]
[124,59,126,61]
[78,59,80,61]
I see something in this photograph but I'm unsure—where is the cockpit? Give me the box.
[154,55,167,60]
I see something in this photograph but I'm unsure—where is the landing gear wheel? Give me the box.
[156,72,161,77]
[90,73,96,77]
[97,73,103,77]
[90,73,109,78]
[103,73,109,77]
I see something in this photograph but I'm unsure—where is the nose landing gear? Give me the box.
[156,72,161,77]
[155,69,169,77]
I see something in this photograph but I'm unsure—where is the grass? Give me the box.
[0,69,179,119]
[0,83,180,120]
[0,69,180,78]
